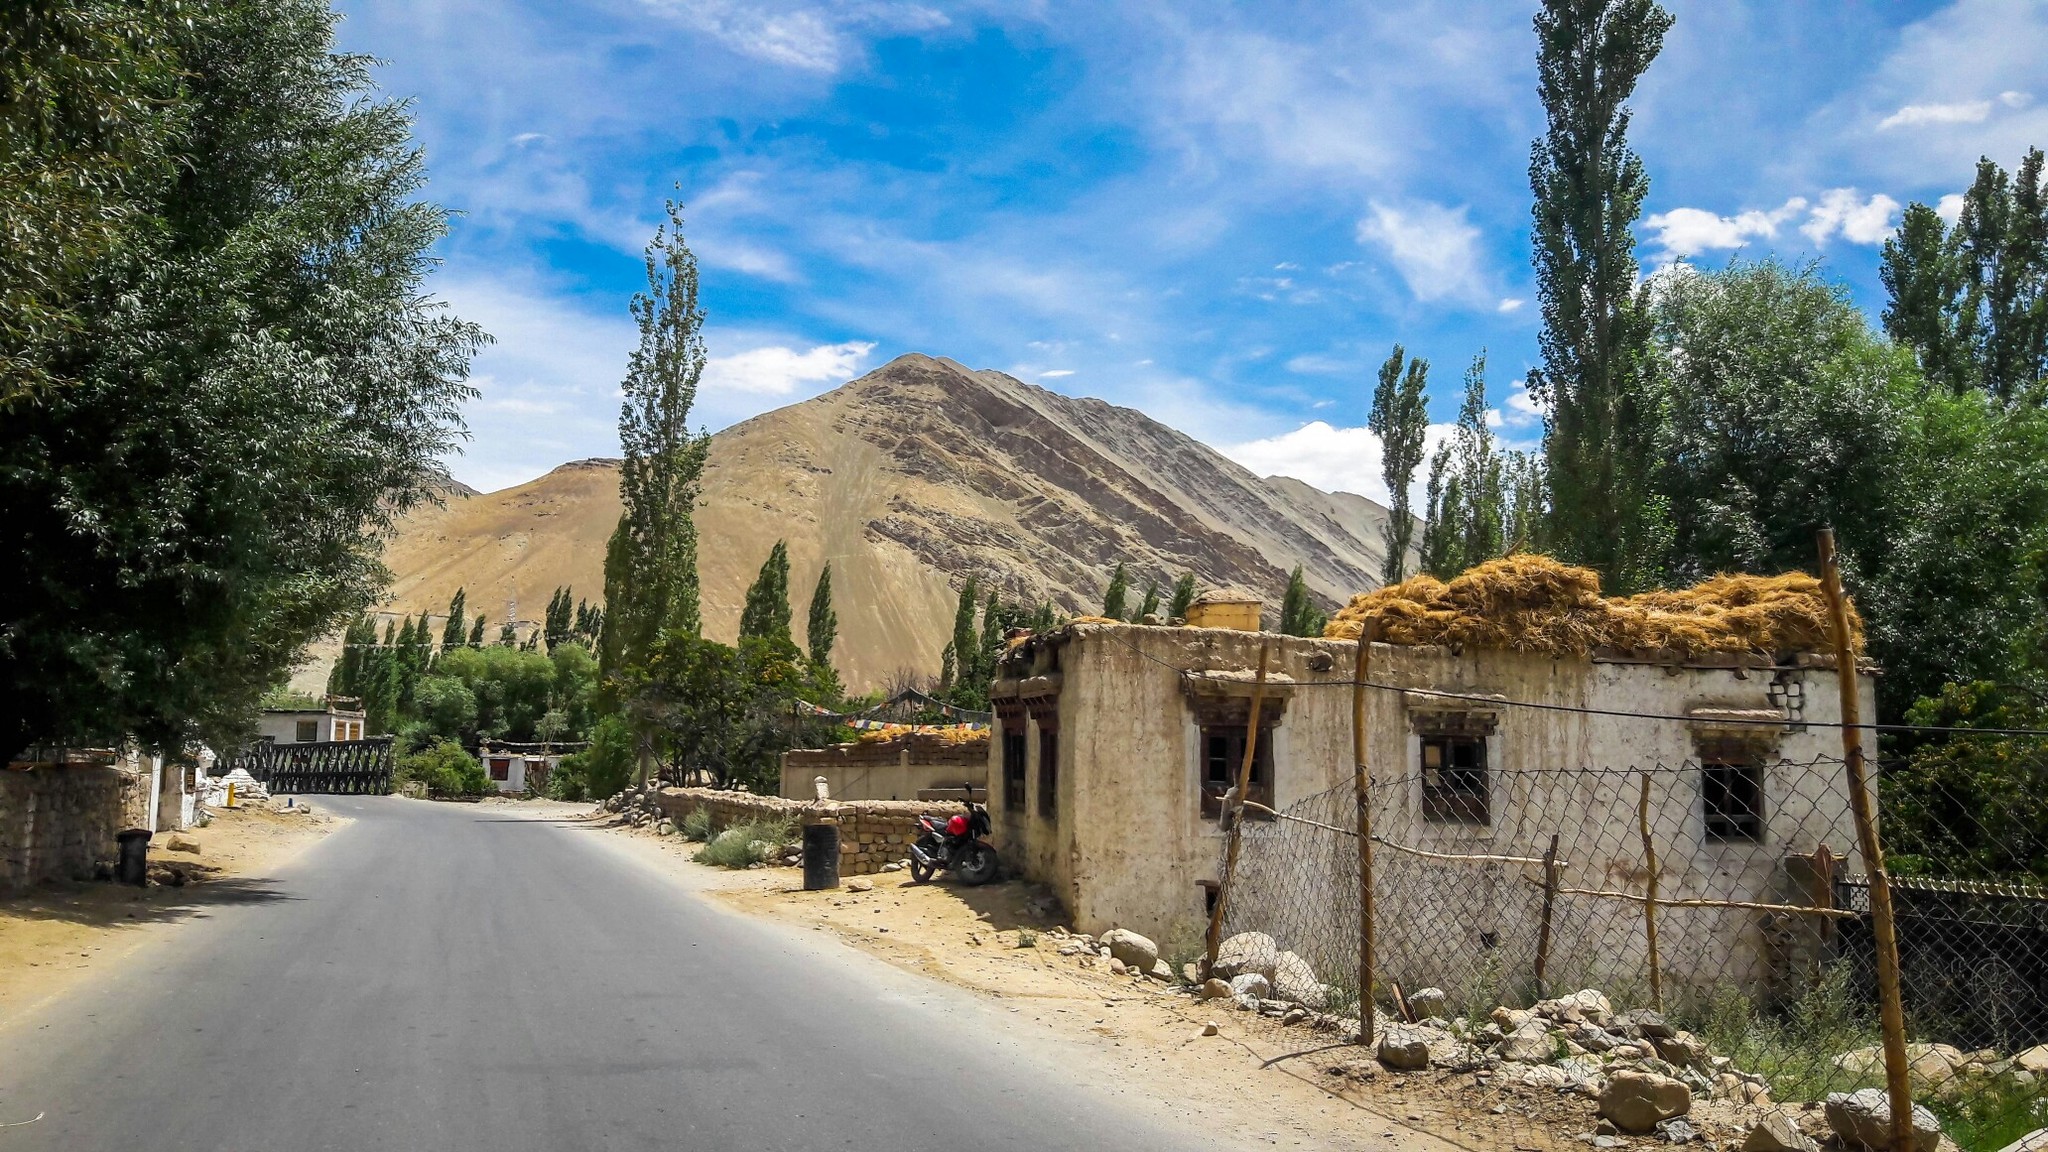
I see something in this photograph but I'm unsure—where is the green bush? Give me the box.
[693,820,793,868]
[679,808,713,842]
[549,713,635,801]
[394,738,492,797]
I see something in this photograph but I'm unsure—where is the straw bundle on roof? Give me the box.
[1323,554,1861,659]
[852,726,990,747]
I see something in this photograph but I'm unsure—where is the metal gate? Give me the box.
[1836,873,2048,1050]
[225,738,395,795]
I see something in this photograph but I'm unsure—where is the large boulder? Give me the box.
[1501,1020,1558,1064]
[1200,978,1233,1000]
[1407,987,1449,1020]
[1824,1089,1941,1152]
[1270,951,1327,1009]
[1378,1025,1434,1071]
[1743,1110,1818,1152]
[1653,1030,1712,1069]
[1229,973,1271,1005]
[1599,1070,1692,1134]
[1101,929,1160,972]
[1537,989,1615,1027]
[1211,932,1278,982]
[2017,1047,2048,1076]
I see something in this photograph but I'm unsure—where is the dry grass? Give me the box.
[1324,554,1862,659]
[852,727,990,747]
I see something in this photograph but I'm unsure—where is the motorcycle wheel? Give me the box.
[956,842,999,887]
[909,858,936,883]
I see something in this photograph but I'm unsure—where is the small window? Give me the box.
[489,757,511,782]
[1002,730,1027,812]
[295,719,318,743]
[1421,735,1488,824]
[1037,729,1058,820]
[1199,725,1274,819]
[1702,759,1764,842]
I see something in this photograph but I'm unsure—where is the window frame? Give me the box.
[295,719,319,743]
[1700,757,1766,843]
[1036,727,1058,820]
[1001,728,1027,812]
[1419,733,1490,826]
[1198,723,1275,820]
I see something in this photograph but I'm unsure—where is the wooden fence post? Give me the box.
[1353,618,1378,1044]
[1535,832,1561,999]
[1638,773,1663,1011]
[1204,643,1270,976]
[1819,528,1915,1152]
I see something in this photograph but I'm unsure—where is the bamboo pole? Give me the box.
[1372,837,1559,867]
[1819,528,1915,1152]
[1203,643,1270,976]
[1353,619,1377,1045]
[1520,878,1860,918]
[1534,832,1560,999]
[1639,773,1663,1011]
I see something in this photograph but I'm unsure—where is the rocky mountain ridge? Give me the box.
[372,354,1401,689]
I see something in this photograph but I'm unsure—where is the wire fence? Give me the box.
[1211,746,2048,1152]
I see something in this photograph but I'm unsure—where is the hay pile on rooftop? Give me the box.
[852,726,989,747]
[1323,554,1861,659]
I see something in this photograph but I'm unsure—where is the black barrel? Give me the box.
[802,819,840,891]
[115,828,152,886]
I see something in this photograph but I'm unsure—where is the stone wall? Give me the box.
[645,787,977,876]
[777,733,989,802]
[0,766,134,894]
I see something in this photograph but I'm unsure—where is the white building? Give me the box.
[988,620,1870,1001]
[257,698,367,745]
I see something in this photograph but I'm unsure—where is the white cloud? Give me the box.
[1357,199,1487,304]
[1038,369,1075,378]
[702,340,876,397]
[2001,90,2036,109]
[1800,189,1900,245]
[639,1,948,73]
[1502,378,1546,425]
[1879,100,1992,130]
[1496,298,1524,313]
[1937,193,1967,224]
[1221,420,1457,506]
[1644,199,1806,258]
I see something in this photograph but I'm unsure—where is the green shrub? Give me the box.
[680,808,713,842]
[693,820,792,868]
[394,738,492,797]
[549,713,634,801]
[1016,928,1038,948]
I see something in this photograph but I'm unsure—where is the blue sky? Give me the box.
[332,0,2048,498]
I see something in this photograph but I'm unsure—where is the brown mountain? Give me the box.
[372,353,1400,690]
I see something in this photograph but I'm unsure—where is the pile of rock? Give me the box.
[1206,931,1334,1011]
[1045,927,1176,982]
[1833,1042,2044,1097]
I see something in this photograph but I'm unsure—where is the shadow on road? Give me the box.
[1,874,300,930]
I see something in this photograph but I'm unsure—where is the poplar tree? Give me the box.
[440,588,467,653]
[1369,345,1430,582]
[805,564,837,669]
[600,199,712,686]
[468,615,486,648]
[1278,566,1324,636]
[1136,581,1160,621]
[1101,563,1130,620]
[544,586,573,652]
[1882,148,2048,400]
[1168,572,1198,620]
[1528,0,1674,592]
[738,541,793,645]
[1452,354,1506,566]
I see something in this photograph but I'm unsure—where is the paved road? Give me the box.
[0,798,1249,1151]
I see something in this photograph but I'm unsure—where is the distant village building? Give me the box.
[987,617,1870,994]
[479,742,577,794]
[257,697,367,744]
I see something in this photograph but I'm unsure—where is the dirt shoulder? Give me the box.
[566,804,1527,1152]
[0,800,343,1025]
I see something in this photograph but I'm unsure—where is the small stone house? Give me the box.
[479,742,575,794]
[986,621,1871,996]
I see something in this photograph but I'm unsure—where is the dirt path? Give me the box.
[0,800,343,1026]
[568,805,1524,1152]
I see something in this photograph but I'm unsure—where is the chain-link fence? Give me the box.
[1212,745,2048,1152]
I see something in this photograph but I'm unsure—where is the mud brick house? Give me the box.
[987,615,1872,996]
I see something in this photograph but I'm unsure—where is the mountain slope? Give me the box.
[375,354,1400,689]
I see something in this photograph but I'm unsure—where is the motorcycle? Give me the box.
[908,783,998,886]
